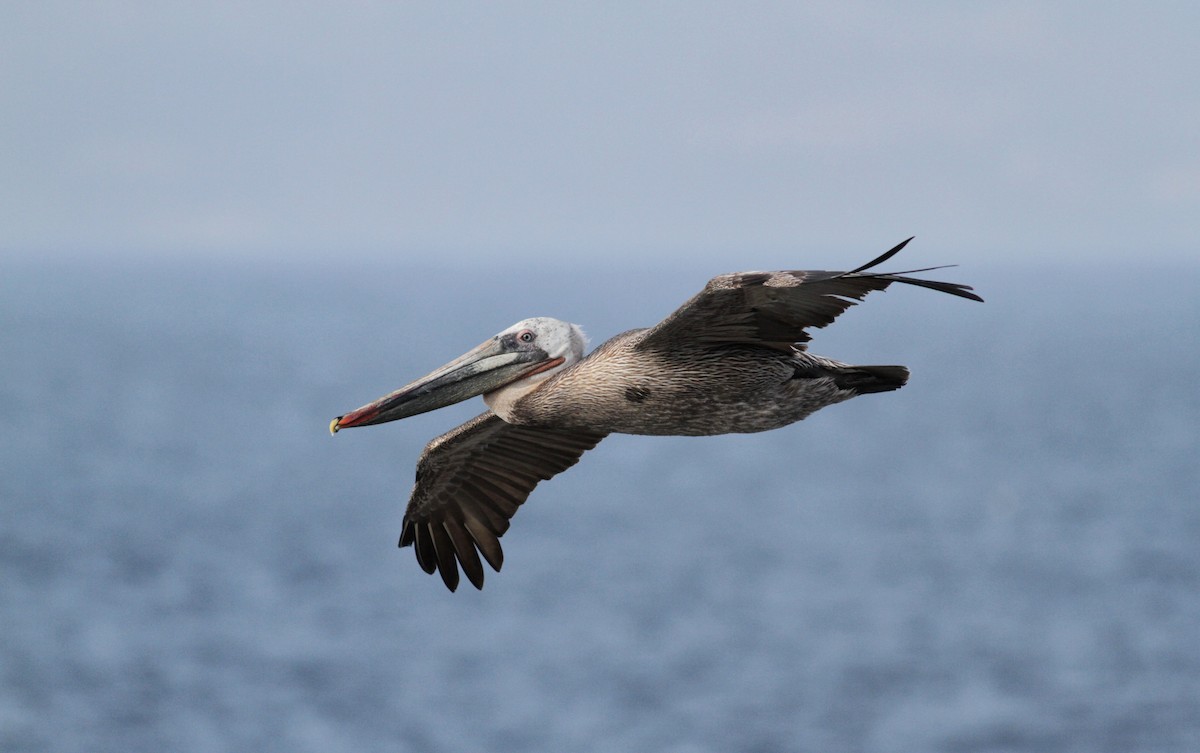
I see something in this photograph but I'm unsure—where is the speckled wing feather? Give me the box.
[637,238,983,353]
[398,412,607,592]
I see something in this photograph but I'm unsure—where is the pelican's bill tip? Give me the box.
[329,417,341,435]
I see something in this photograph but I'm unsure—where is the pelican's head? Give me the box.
[330,317,586,433]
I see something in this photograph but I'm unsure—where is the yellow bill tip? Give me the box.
[329,417,341,435]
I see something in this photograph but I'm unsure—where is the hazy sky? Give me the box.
[3,2,1197,267]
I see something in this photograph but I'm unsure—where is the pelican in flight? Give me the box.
[331,239,982,591]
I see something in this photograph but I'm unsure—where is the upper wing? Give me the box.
[637,238,983,353]
[398,412,607,592]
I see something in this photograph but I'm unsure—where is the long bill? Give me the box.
[330,337,559,434]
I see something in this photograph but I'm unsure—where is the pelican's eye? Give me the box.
[517,329,536,343]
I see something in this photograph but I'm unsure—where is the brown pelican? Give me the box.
[331,238,982,591]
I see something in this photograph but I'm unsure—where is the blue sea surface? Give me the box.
[2,259,1198,752]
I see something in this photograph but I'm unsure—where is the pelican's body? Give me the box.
[498,329,901,436]
[332,239,982,591]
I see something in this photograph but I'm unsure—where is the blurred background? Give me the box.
[2,4,1197,752]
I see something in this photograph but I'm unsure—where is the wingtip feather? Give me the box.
[846,237,914,275]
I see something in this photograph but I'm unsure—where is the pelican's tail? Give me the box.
[829,364,910,394]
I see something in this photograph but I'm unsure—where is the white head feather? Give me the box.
[483,317,587,417]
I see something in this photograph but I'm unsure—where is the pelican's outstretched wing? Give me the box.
[637,238,983,353]
[399,412,607,591]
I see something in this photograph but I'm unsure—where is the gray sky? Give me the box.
[3,2,1197,267]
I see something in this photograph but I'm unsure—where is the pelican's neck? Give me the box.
[483,378,547,422]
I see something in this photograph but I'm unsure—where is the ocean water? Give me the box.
[2,259,1197,753]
